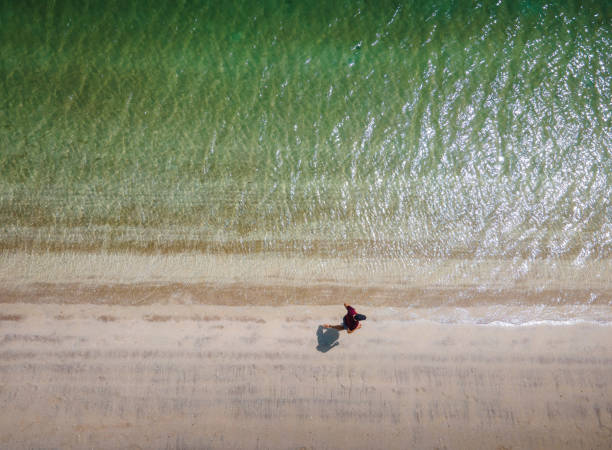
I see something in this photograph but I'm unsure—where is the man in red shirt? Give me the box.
[324,303,366,334]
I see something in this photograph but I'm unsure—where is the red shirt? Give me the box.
[343,305,359,331]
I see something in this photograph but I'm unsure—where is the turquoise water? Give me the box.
[0,0,610,261]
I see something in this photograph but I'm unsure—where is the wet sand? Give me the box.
[2,251,611,309]
[1,303,612,449]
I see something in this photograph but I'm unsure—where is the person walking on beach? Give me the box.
[324,303,366,334]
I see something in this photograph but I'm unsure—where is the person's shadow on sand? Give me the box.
[316,325,339,352]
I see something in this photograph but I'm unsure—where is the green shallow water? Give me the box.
[1,0,611,260]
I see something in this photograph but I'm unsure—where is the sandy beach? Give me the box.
[1,301,612,449]
[2,252,611,448]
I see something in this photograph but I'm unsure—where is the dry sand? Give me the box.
[1,303,612,449]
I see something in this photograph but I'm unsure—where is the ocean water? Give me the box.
[1,0,611,313]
